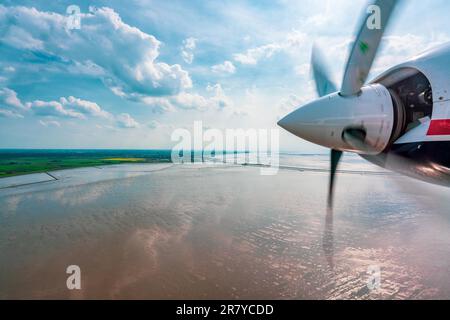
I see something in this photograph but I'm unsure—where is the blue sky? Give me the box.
[1,0,450,151]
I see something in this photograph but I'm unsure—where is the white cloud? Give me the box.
[301,1,334,29]
[2,25,44,50]
[39,119,61,127]
[0,109,23,118]
[211,61,236,74]
[233,31,308,65]
[60,96,112,119]
[205,83,231,109]
[372,33,450,74]
[172,92,209,110]
[116,113,140,128]
[67,60,105,77]
[181,37,197,64]
[30,100,85,119]
[0,87,114,121]
[141,84,232,112]
[29,96,111,120]
[0,5,192,99]
[3,66,15,73]
[0,87,26,118]
[0,87,25,110]
[234,43,280,65]
[140,96,175,113]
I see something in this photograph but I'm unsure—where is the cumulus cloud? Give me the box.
[211,61,236,74]
[233,31,308,65]
[29,100,84,119]
[141,83,232,112]
[171,92,209,110]
[0,5,192,99]
[59,96,112,119]
[181,37,197,64]
[0,86,114,122]
[234,43,280,65]
[29,96,111,120]
[116,113,140,128]
[140,96,175,113]
[172,88,231,110]
[0,87,25,110]
[0,87,26,118]
[205,84,231,109]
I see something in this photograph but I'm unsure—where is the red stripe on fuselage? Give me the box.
[427,119,450,135]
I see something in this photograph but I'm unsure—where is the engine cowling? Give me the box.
[278,83,395,155]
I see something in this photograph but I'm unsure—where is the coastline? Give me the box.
[0,149,173,178]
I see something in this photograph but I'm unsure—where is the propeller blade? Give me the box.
[311,44,337,97]
[328,149,343,209]
[323,149,342,269]
[340,0,399,96]
[323,206,335,269]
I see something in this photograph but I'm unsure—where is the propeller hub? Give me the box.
[278,84,395,154]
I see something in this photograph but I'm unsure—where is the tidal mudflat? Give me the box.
[1,160,450,299]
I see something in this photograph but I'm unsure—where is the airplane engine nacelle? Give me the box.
[278,83,395,155]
